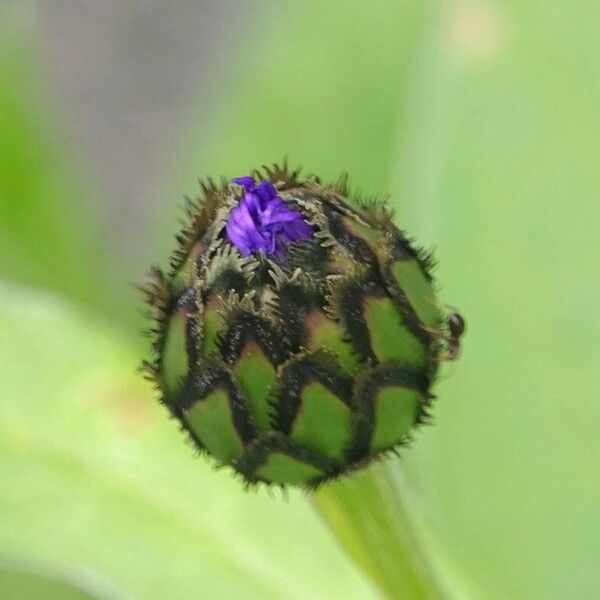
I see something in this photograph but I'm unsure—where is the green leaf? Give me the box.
[0,560,117,600]
[0,282,378,600]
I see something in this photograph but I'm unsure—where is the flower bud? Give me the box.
[141,163,463,488]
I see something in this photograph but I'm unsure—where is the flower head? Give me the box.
[226,176,313,258]
[142,162,462,489]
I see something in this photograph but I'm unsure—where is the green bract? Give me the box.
[142,163,462,488]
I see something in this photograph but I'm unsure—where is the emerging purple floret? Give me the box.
[226,175,313,258]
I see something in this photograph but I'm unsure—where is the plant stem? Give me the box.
[312,463,452,599]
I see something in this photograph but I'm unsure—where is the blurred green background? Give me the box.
[1,2,599,599]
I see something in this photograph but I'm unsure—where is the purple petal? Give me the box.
[227,204,265,250]
[282,218,313,240]
[261,200,302,225]
[225,176,314,258]
[232,176,256,191]
[242,192,262,220]
[225,219,252,255]
[255,180,278,204]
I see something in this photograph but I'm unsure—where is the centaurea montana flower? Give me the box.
[141,162,464,488]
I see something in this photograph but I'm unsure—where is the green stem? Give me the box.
[312,463,452,599]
